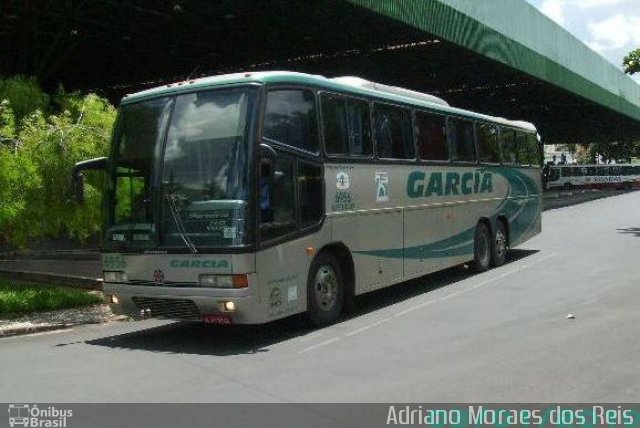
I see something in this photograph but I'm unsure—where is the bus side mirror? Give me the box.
[72,157,109,204]
[259,143,277,161]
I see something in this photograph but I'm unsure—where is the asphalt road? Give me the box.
[1,191,639,403]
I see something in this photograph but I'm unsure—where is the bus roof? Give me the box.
[123,71,537,133]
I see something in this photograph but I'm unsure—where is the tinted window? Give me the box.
[634,166,640,175]
[259,157,296,241]
[621,166,632,176]
[346,99,372,156]
[321,94,372,157]
[321,94,348,155]
[609,166,620,175]
[298,162,323,228]
[586,166,597,176]
[477,123,499,163]
[500,128,517,164]
[448,117,476,162]
[415,111,448,161]
[373,104,414,159]
[525,133,540,166]
[561,167,572,177]
[572,167,583,176]
[549,168,560,181]
[515,131,530,165]
[263,90,319,153]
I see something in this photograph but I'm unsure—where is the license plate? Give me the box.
[201,314,232,325]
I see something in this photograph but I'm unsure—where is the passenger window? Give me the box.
[516,131,530,165]
[346,99,372,156]
[448,117,476,162]
[621,166,632,176]
[263,90,319,153]
[321,94,348,155]
[476,123,499,163]
[499,128,517,164]
[526,133,540,166]
[561,167,572,177]
[259,157,297,241]
[373,104,414,159]
[609,166,620,176]
[321,94,372,156]
[572,167,582,176]
[298,162,323,228]
[415,111,448,161]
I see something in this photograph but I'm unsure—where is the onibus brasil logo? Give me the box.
[8,404,73,427]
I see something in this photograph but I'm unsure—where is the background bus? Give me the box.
[545,164,640,190]
[74,71,542,327]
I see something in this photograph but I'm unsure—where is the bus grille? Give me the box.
[132,297,201,320]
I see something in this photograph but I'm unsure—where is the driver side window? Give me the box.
[259,157,297,241]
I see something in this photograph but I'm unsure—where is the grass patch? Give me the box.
[0,279,103,317]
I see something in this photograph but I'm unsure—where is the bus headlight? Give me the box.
[198,274,248,288]
[103,271,128,283]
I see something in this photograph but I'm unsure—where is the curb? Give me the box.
[0,250,100,261]
[0,269,102,290]
[0,315,131,338]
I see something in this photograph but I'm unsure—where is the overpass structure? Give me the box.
[2,0,640,143]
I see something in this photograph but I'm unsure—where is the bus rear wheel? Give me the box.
[473,222,491,272]
[491,220,508,267]
[307,252,344,327]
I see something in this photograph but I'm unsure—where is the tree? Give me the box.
[623,48,640,75]
[0,76,116,247]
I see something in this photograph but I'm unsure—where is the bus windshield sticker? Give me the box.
[375,172,390,202]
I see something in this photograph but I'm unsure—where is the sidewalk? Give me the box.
[0,302,129,338]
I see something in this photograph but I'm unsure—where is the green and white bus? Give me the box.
[74,71,542,326]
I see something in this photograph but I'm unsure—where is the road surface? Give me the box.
[1,191,639,403]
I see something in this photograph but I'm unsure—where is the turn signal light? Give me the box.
[232,274,248,288]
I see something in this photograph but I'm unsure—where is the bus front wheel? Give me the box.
[307,252,344,327]
[473,222,491,272]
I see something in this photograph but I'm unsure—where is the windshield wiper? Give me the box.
[164,193,198,254]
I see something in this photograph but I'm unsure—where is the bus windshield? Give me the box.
[107,87,255,249]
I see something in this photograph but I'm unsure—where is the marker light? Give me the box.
[224,301,236,312]
[103,271,128,283]
[198,274,248,288]
[110,295,120,304]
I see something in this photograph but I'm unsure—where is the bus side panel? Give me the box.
[507,167,542,247]
[333,210,404,294]
[403,205,449,280]
[255,224,332,322]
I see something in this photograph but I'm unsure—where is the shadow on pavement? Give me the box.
[85,249,538,356]
[616,227,640,237]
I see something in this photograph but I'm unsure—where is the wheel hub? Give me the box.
[314,266,338,312]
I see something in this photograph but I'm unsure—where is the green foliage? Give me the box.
[0,76,116,247]
[623,49,640,75]
[588,141,639,164]
[0,76,50,123]
[0,280,103,316]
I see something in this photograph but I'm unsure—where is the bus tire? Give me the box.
[307,252,344,327]
[473,222,491,272]
[491,220,508,267]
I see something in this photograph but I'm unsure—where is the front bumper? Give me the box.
[104,277,264,324]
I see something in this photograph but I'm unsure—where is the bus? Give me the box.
[545,164,640,190]
[74,71,542,326]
